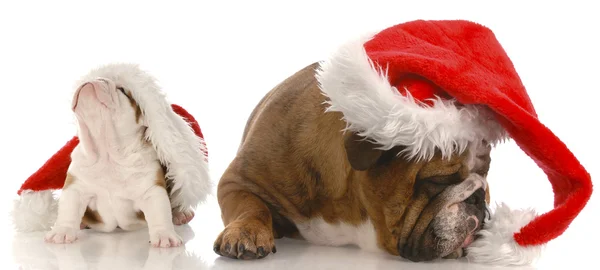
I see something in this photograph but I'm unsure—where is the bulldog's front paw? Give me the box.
[172,209,195,225]
[213,220,276,260]
[149,229,183,248]
[44,226,79,244]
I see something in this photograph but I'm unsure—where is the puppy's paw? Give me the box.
[44,226,79,244]
[149,229,183,248]
[172,209,195,225]
[213,219,276,260]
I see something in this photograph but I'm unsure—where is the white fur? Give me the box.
[315,35,508,161]
[13,64,210,234]
[45,73,184,247]
[76,63,211,211]
[296,217,381,253]
[11,190,58,232]
[44,142,179,244]
[40,63,213,247]
[466,203,543,266]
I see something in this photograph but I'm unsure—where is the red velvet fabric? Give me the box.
[363,20,592,247]
[17,104,207,194]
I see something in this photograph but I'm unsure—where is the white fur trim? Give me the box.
[77,63,212,211]
[12,190,58,232]
[466,203,543,266]
[315,35,508,161]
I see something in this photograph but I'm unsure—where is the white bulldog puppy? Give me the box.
[12,63,211,248]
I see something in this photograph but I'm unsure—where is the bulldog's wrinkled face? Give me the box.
[72,78,144,154]
[345,133,491,262]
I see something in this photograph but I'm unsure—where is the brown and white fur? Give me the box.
[44,76,193,248]
[214,63,492,261]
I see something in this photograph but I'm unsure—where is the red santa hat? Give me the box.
[12,63,211,233]
[316,20,592,265]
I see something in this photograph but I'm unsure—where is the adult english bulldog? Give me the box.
[214,20,592,265]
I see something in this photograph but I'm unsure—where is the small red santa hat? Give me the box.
[12,63,211,233]
[316,20,592,265]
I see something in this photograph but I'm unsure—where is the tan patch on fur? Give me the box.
[82,207,103,225]
[155,168,166,188]
[142,132,151,146]
[125,90,143,123]
[63,173,75,189]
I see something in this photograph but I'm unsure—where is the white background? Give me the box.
[0,0,598,269]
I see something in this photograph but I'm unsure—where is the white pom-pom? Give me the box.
[11,190,58,232]
[466,203,544,266]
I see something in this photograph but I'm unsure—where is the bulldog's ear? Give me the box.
[344,132,383,171]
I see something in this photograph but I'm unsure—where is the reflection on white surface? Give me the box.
[12,226,207,270]
[11,230,537,270]
[8,197,545,270]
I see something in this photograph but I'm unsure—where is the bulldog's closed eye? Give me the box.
[116,86,126,95]
[423,172,462,186]
[417,172,462,198]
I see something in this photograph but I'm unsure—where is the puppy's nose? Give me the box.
[73,83,93,109]
[76,81,112,108]
[78,82,95,97]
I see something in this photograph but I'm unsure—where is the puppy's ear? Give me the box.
[344,132,383,171]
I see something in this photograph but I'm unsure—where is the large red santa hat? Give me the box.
[12,63,211,233]
[316,20,592,265]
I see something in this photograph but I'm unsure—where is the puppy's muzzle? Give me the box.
[72,80,112,110]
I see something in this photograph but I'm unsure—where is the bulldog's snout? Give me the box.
[72,80,112,110]
[398,188,487,262]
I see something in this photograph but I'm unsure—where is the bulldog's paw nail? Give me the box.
[240,250,257,260]
[213,220,276,260]
[213,244,221,255]
[257,247,266,257]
